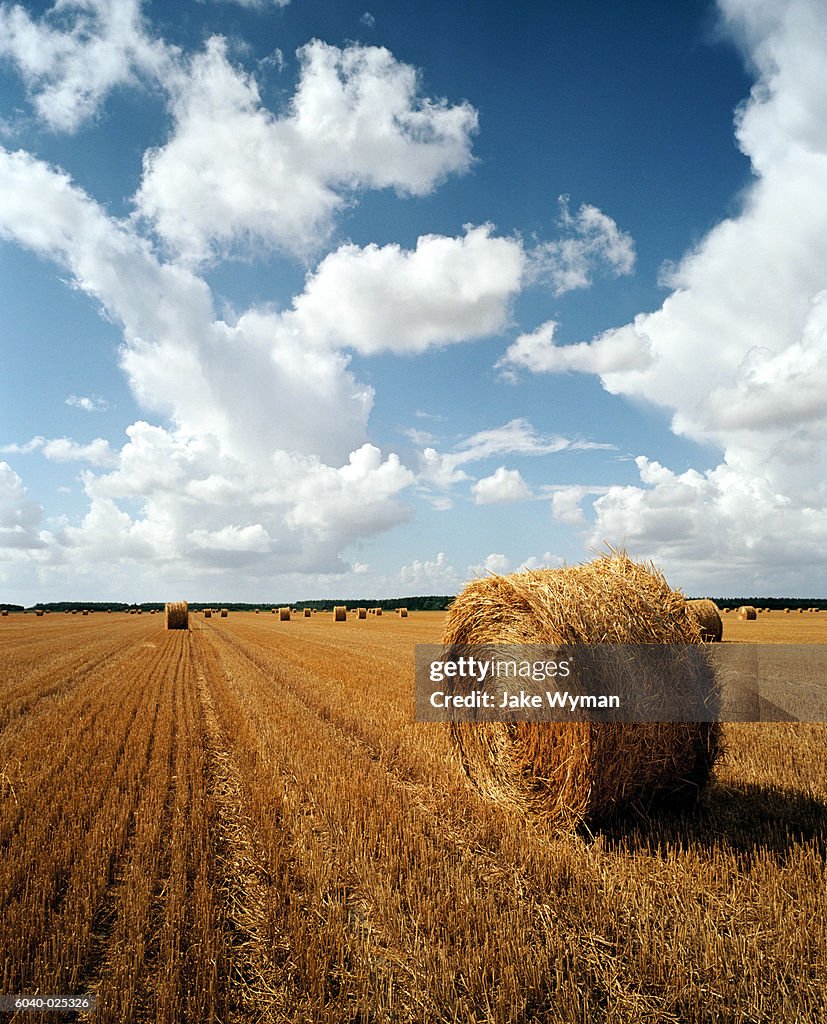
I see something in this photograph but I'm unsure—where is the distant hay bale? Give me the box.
[279,607,291,621]
[334,605,347,621]
[165,601,189,630]
[304,607,311,617]
[442,552,720,828]
[687,599,722,642]
[358,607,367,619]
[375,607,382,616]
[220,608,228,618]
[255,608,260,614]
[35,609,44,617]
[82,610,88,616]
[398,607,408,617]
[1,609,7,617]
[737,605,757,620]
[204,608,212,618]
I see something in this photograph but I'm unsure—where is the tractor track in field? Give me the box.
[189,631,294,1024]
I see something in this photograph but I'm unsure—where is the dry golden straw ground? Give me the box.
[165,601,189,630]
[686,599,723,642]
[441,551,720,829]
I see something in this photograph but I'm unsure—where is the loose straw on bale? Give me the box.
[738,605,757,620]
[165,601,189,630]
[334,605,347,621]
[686,599,723,642]
[442,551,720,828]
[279,607,291,621]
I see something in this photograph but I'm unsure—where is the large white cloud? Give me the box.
[501,0,827,592]
[0,148,418,580]
[0,0,174,131]
[134,37,478,262]
[291,225,523,354]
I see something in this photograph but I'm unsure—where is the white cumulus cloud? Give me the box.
[291,225,523,354]
[471,466,531,505]
[498,0,827,592]
[134,37,478,262]
[0,0,175,132]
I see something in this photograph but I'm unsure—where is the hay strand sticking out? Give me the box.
[279,607,291,621]
[334,605,347,621]
[737,605,757,620]
[165,601,189,630]
[442,552,720,828]
[686,599,723,642]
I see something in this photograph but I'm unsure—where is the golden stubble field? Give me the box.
[0,609,825,1023]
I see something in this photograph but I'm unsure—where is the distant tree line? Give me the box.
[696,598,827,611]
[19,595,457,612]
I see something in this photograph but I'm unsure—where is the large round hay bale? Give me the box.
[334,605,347,621]
[304,607,311,617]
[220,608,228,617]
[279,607,291,621]
[737,605,757,620]
[165,601,189,630]
[686,599,722,642]
[442,552,720,827]
[204,608,212,618]
[375,607,382,616]
[35,609,44,617]
[358,607,367,619]
[398,607,408,618]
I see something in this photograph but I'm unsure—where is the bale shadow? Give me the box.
[590,781,827,862]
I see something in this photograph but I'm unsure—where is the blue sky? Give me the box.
[1,0,826,603]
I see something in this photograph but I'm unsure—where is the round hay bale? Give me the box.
[1,609,7,617]
[375,607,383,616]
[686,599,722,642]
[442,552,720,828]
[304,607,312,617]
[334,605,347,621]
[204,608,212,618]
[398,607,408,617]
[358,607,367,619]
[737,605,757,620]
[279,607,291,621]
[165,601,189,630]
[35,609,44,617]
[220,608,228,618]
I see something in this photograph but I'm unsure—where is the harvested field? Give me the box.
[0,610,824,1023]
